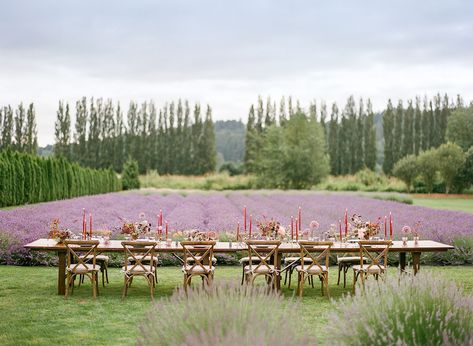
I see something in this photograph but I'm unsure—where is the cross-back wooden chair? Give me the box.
[296,241,333,297]
[64,240,101,298]
[353,240,392,292]
[244,240,281,289]
[121,241,158,300]
[181,241,216,292]
[336,253,370,289]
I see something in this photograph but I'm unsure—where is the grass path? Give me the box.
[1,265,472,345]
[412,197,473,214]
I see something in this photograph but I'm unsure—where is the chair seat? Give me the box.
[239,256,261,264]
[80,254,110,262]
[337,256,369,264]
[244,264,276,274]
[186,256,217,264]
[122,265,155,274]
[295,265,328,274]
[182,265,215,274]
[67,263,101,273]
[284,257,313,264]
[352,264,385,274]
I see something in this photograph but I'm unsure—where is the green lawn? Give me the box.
[1,265,473,345]
[412,197,473,214]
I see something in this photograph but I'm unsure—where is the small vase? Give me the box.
[402,236,408,246]
[131,234,139,241]
[413,236,419,245]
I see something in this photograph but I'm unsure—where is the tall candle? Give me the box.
[345,209,348,235]
[82,208,86,240]
[236,221,240,241]
[165,221,169,239]
[384,216,387,238]
[89,213,92,239]
[298,206,302,231]
[159,209,163,227]
[295,218,299,241]
[339,219,342,241]
[389,212,393,239]
[244,206,247,233]
[291,216,294,240]
[249,214,252,237]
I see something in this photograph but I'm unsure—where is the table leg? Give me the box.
[58,251,66,295]
[412,252,421,275]
[275,252,282,290]
[399,252,407,273]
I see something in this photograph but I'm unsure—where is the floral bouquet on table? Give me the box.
[401,221,421,244]
[178,229,218,241]
[257,218,286,240]
[350,214,380,240]
[48,218,71,243]
[121,213,151,240]
[324,224,339,240]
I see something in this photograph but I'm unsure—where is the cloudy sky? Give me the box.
[1,0,472,145]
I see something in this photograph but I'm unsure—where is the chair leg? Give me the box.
[122,275,129,299]
[343,265,349,288]
[288,266,293,289]
[353,270,357,293]
[105,264,109,284]
[65,273,70,298]
[320,275,324,296]
[102,269,105,287]
[241,265,245,285]
[298,272,304,297]
[337,263,341,286]
[92,273,97,299]
[95,272,100,296]
[311,275,315,288]
[325,274,330,298]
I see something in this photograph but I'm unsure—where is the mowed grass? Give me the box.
[1,265,473,346]
[413,197,473,214]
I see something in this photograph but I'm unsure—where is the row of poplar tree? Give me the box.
[0,103,38,154]
[54,97,216,174]
[244,94,463,177]
[244,95,377,176]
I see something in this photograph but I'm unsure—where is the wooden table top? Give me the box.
[25,239,454,253]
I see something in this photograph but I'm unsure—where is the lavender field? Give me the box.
[1,190,473,264]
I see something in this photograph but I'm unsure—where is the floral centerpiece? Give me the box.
[350,214,380,240]
[48,218,71,243]
[401,221,421,245]
[324,224,339,240]
[257,219,286,240]
[121,213,151,240]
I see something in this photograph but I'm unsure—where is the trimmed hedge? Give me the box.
[0,150,121,207]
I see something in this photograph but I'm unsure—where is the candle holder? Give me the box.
[402,236,408,246]
[166,238,172,247]
[413,236,419,246]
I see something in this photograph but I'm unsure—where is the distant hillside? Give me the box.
[215,120,245,163]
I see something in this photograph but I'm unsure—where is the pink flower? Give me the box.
[310,220,319,229]
[402,226,412,234]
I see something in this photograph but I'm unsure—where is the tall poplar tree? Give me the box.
[393,100,403,164]
[244,105,257,173]
[201,105,216,173]
[354,98,364,172]
[74,97,88,165]
[114,102,125,172]
[1,106,14,150]
[54,101,71,158]
[414,97,422,155]
[328,103,340,175]
[279,96,287,126]
[382,100,395,174]
[401,100,414,157]
[14,103,26,152]
[364,99,376,170]
[25,103,38,155]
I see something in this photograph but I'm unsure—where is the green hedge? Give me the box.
[0,150,121,207]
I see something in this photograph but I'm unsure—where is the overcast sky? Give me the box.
[1,0,472,145]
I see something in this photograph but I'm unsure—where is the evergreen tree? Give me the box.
[440,94,450,145]
[393,100,403,163]
[354,98,364,172]
[87,98,101,168]
[101,99,115,169]
[256,96,264,133]
[320,101,327,138]
[328,103,340,175]
[428,99,435,148]
[364,99,376,170]
[201,105,216,173]
[14,103,26,152]
[288,96,294,118]
[309,101,317,123]
[24,103,38,155]
[114,102,125,172]
[182,100,192,174]
[402,100,414,157]
[264,97,274,127]
[157,109,165,173]
[344,96,357,173]
[382,100,395,174]
[432,94,442,148]
[54,101,71,158]
[414,97,422,155]
[175,99,183,173]
[148,101,158,171]
[191,103,203,174]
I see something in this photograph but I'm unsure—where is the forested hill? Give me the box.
[215,120,245,163]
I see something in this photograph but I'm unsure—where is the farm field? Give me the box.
[1,265,472,346]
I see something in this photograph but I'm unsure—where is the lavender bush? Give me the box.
[137,281,314,346]
[326,272,473,346]
[1,190,473,264]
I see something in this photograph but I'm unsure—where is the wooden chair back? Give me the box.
[64,240,99,271]
[181,241,216,274]
[245,240,281,272]
[358,240,392,271]
[298,241,333,272]
[122,241,158,273]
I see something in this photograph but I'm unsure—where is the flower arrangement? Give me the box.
[121,213,151,240]
[350,214,380,240]
[48,218,71,243]
[173,229,218,241]
[324,224,338,240]
[257,219,286,240]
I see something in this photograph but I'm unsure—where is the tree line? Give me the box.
[54,97,216,174]
[0,150,120,207]
[0,103,38,154]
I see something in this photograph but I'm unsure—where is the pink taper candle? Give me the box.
[291,216,294,240]
[339,219,342,241]
[244,206,247,233]
[236,221,240,240]
[249,214,252,237]
[384,216,387,238]
[89,213,92,239]
[165,221,169,239]
[389,212,393,239]
[298,206,302,231]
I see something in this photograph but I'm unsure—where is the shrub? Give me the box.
[447,106,473,151]
[122,158,140,190]
[418,149,439,193]
[453,146,473,193]
[327,272,473,346]
[393,154,419,192]
[137,282,314,346]
[436,143,465,194]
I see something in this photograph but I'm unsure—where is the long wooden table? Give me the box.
[25,239,454,295]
